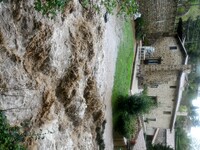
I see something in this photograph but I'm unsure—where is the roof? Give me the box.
[170,36,189,131]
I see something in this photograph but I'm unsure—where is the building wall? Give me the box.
[141,37,184,85]
[150,37,184,65]
[137,0,178,43]
[145,81,177,128]
[141,37,185,129]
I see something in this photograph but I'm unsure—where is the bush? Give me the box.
[118,94,155,115]
[79,0,138,16]
[116,0,138,16]
[0,111,25,150]
[96,120,106,150]
[115,111,136,138]
[135,17,145,40]
[114,94,155,138]
[177,18,183,40]
[148,143,174,150]
[34,0,138,17]
[34,0,70,16]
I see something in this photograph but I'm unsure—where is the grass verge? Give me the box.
[112,19,135,127]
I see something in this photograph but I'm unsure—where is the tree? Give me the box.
[176,127,191,150]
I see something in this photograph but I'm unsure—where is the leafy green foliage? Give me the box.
[0,111,25,150]
[135,17,145,40]
[175,127,191,150]
[179,16,200,109]
[183,16,200,59]
[101,0,117,14]
[79,0,90,9]
[114,94,155,138]
[80,0,138,15]
[177,0,190,16]
[148,143,174,150]
[118,94,155,115]
[115,112,136,138]
[34,0,70,16]
[177,18,183,40]
[0,0,8,2]
[175,116,192,150]
[96,120,106,150]
[117,0,138,16]
[188,105,200,127]
[34,0,138,17]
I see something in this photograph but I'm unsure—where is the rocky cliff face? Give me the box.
[0,0,120,149]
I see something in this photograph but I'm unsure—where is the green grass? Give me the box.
[112,20,135,125]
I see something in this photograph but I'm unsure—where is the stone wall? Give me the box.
[137,0,178,43]
[150,37,184,65]
[140,37,184,86]
[140,37,185,128]
[145,80,177,128]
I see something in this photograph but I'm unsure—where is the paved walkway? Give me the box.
[132,129,147,150]
[130,41,142,95]
[130,41,147,150]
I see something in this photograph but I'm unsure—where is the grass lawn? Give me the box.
[112,19,135,126]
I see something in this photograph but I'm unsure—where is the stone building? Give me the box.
[137,0,179,44]
[138,35,191,148]
[149,129,175,148]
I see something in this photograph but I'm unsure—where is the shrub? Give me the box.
[135,17,145,40]
[96,120,106,150]
[118,94,155,115]
[80,0,138,15]
[0,111,25,150]
[148,143,174,150]
[34,0,138,17]
[116,0,138,16]
[177,18,183,40]
[34,0,70,16]
[114,94,155,138]
[0,0,7,2]
[115,111,136,138]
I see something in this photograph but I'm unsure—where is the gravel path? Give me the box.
[130,41,147,150]
[101,14,123,150]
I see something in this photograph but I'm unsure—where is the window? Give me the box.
[150,83,158,88]
[169,46,177,50]
[147,118,156,121]
[149,96,158,106]
[163,111,171,115]
[170,86,176,89]
[144,57,162,65]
